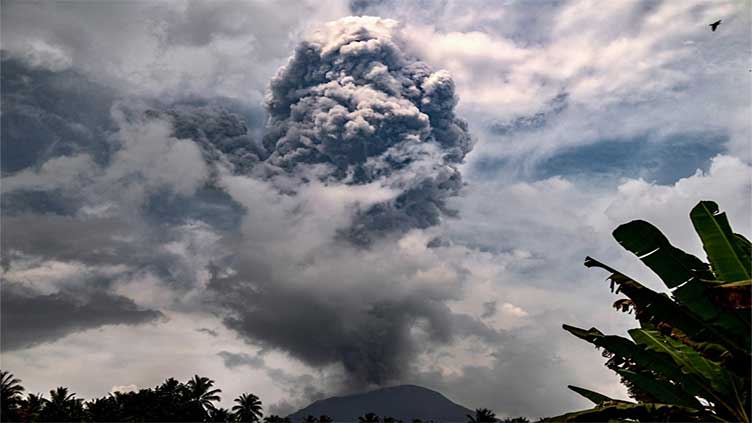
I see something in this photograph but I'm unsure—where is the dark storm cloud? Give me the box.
[480,301,497,319]
[154,103,267,175]
[412,342,584,419]
[210,255,502,387]
[2,12,494,400]
[217,351,266,369]
[1,215,135,267]
[196,328,219,337]
[213,271,434,385]
[261,16,472,242]
[1,282,163,351]
[141,187,246,233]
[0,212,217,294]
[217,349,326,414]
[201,17,491,390]
[0,213,192,286]
[1,189,81,216]
[0,57,252,276]
[0,54,116,174]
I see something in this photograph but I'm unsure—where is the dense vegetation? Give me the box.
[1,372,532,422]
[550,201,751,422]
[0,373,263,422]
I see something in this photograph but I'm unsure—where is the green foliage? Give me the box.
[0,372,264,422]
[233,393,263,422]
[187,374,223,413]
[551,201,752,422]
[40,387,85,422]
[551,402,712,423]
[690,201,751,282]
[1,371,26,422]
[613,219,713,288]
[209,408,234,422]
[566,386,617,406]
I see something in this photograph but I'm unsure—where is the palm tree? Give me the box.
[208,407,234,422]
[40,387,84,422]
[301,415,318,423]
[318,415,333,423]
[359,412,380,423]
[186,375,222,412]
[233,392,263,422]
[86,394,124,422]
[1,371,25,422]
[19,393,45,422]
[154,377,189,420]
[467,408,497,423]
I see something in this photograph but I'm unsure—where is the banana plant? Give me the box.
[549,201,751,422]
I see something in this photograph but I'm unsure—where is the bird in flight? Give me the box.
[709,20,722,32]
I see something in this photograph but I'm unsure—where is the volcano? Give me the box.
[287,384,473,422]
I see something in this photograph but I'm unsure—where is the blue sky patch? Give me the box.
[534,133,726,185]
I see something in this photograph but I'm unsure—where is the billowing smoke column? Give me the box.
[262,16,472,242]
[207,17,488,393]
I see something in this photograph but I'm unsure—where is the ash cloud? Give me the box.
[1,14,490,398]
[217,350,266,369]
[262,16,472,243]
[205,17,489,390]
[1,54,116,174]
[152,102,267,176]
[1,282,163,351]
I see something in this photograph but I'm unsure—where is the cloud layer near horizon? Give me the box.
[2,0,750,419]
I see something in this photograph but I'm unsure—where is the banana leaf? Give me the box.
[614,369,703,409]
[672,279,750,350]
[585,257,750,354]
[629,329,747,421]
[690,201,751,282]
[567,386,616,406]
[717,279,752,288]
[711,279,752,311]
[545,401,711,422]
[733,234,752,267]
[613,220,712,288]
[562,325,708,398]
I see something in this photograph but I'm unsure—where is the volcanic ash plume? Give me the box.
[262,16,473,242]
[206,17,488,392]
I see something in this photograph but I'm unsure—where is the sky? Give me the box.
[1,0,750,419]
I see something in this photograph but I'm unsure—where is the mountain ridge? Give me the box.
[287,384,473,422]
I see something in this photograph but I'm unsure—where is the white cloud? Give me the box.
[103,107,209,201]
[2,155,96,193]
[1,0,351,102]
[111,384,138,394]
[393,0,750,168]
[15,39,73,71]
[605,155,752,257]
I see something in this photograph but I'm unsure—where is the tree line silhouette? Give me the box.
[2,371,533,423]
[1,371,262,422]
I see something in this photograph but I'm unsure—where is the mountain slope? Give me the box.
[287,385,473,422]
